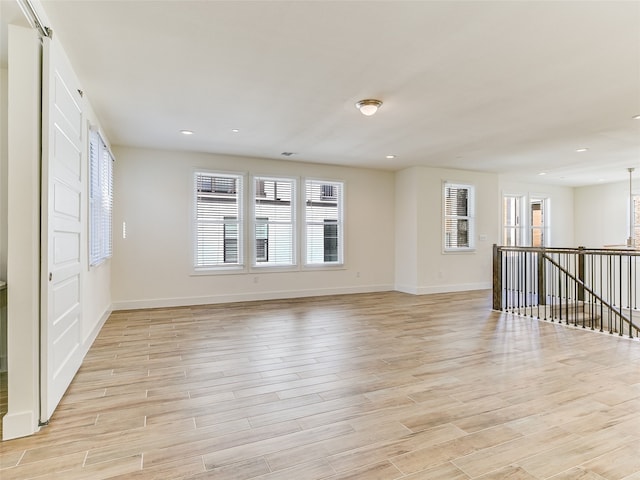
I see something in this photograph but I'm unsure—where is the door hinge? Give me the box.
[49,272,52,282]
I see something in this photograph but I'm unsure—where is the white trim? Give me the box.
[302,177,345,267]
[394,282,491,295]
[501,192,526,247]
[2,410,39,440]
[250,174,298,268]
[442,181,476,252]
[414,282,491,295]
[529,194,550,247]
[394,283,419,295]
[5,24,42,442]
[81,305,111,349]
[112,284,394,311]
[191,168,247,273]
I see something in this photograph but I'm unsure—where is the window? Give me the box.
[443,182,475,251]
[194,172,243,269]
[305,180,343,265]
[255,218,268,262]
[501,194,550,247]
[193,174,346,271]
[321,184,336,200]
[530,197,549,247]
[253,177,295,267]
[89,129,114,266]
[323,220,338,262]
[223,217,238,263]
[502,195,524,246]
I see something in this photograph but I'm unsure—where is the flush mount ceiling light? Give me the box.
[355,99,383,116]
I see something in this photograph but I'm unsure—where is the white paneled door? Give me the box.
[40,36,85,422]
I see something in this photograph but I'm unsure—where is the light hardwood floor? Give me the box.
[1,290,640,479]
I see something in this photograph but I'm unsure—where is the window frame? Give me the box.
[502,193,525,247]
[443,181,475,253]
[303,178,345,267]
[88,128,114,267]
[250,175,297,270]
[529,196,550,247]
[192,169,246,273]
[192,172,347,274]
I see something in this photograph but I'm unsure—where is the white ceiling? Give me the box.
[11,1,640,185]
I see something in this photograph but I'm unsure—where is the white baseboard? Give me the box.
[2,410,39,440]
[415,282,492,295]
[394,284,419,295]
[112,284,394,311]
[82,306,112,347]
[395,282,491,296]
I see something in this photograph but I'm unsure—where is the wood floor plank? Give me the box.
[2,290,640,479]
[398,462,470,479]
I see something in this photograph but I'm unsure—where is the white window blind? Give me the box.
[305,180,343,265]
[89,129,113,266]
[253,176,296,267]
[444,182,475,251]
[194,172,244,269]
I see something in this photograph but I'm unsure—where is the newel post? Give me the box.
[493,244,502,311]
[578,246,585,301]
[538,249,546,306]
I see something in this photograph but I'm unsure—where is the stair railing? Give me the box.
[493,245,640,338]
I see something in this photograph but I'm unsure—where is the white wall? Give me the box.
[395,166,499,294]
[498,178,575,247]
[394,168,419,292]
[81,104,113,344]
[0,67,7,280]
[111,147,395,309]
[1,66,7,374]
[4,24,42,440]
[574,180,629,248]
[2,20,112,439]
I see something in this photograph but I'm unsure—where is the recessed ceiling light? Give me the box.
[576,147,589,152]
[633,114,640,120]
[538,172,547,176]
[386,155,396,159]
[231,129,240,133]
[180,130,194,135]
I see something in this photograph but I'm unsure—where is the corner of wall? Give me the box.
[2,410,39,440]
[1,67,8,279]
